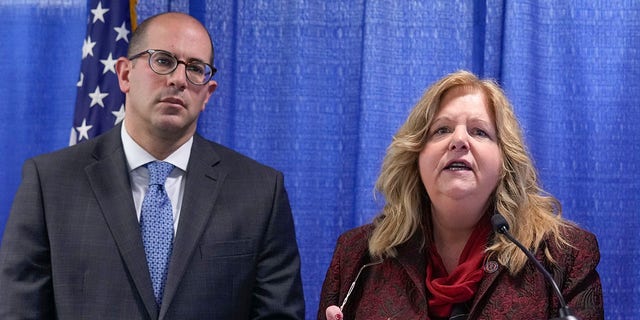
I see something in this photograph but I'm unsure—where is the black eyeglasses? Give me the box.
[128,49,217,85]
[339,259,383,311]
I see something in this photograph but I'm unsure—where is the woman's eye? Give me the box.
[473,128,489,137]
[433,127,450,135]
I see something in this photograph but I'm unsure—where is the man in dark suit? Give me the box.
[0,12,304,319]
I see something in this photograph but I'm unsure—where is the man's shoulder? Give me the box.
[194,134,281,174]
[30,128,118,164]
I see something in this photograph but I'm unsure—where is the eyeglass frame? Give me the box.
[127,49,217,85]
[339,259,383,311]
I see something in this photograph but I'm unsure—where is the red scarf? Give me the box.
[426,216,491,318]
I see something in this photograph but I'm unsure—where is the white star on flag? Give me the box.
[76,118,93,141]
[91,2,110,24]
[114,21,130,42]
[77,72,84,87]
[88,86,109,108]
[100,53,118,74]
[112,104,126,125]
[71,0,136,146]
[82,36,96,59]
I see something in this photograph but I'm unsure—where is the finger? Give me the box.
[326,305,343,320]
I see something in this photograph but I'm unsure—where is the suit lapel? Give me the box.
[468,257,504,318]
[160,135,225,318]
[396,236,428,302]
[85,127,159,319]
[395,238,503,317]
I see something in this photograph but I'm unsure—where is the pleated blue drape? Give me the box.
[1,1,638,319]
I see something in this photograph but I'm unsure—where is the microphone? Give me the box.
[491,214,579,320]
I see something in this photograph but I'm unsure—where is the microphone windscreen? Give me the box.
[491,214,509,233]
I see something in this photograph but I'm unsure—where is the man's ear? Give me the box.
[201,80,218,111]
[115,57,132,93]
[207,79,218,96]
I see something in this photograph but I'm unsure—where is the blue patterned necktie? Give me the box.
[140,161,175,306]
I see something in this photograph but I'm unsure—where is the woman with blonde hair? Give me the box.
[318,70,603,319]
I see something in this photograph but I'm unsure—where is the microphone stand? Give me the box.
[491,214,579,320]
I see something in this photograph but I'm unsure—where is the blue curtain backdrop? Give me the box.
[1,1,638,319]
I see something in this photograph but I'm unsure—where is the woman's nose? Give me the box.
[449,127,470,151]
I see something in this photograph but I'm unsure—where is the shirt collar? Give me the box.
[121,121,192,172]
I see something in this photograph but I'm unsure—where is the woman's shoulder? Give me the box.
[544,223,604,318]
[546,222,601,269]
[333,224,375,257]
[335,224,374,249]
[338,223,375,241]
[557,222,599,251]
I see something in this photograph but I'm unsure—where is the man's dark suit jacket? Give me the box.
[318,223,603,320]
[0,125,305,319]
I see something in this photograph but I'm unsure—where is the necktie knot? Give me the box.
[147,161,174,186]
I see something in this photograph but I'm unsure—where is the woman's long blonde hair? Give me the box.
[368,70,571,274]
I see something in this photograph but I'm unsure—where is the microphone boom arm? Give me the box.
[492,214,578,320]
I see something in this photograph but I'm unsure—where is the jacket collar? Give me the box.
[87,127,225,319]
[395,232,428,302]
[394,230,507,318]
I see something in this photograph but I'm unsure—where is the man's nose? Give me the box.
[167,63,188,89]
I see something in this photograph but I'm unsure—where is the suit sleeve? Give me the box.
[251,172,305,320]
[0,159,55,319]
[560,228,604,319]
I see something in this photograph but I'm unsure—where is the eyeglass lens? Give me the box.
[149,50,213,84]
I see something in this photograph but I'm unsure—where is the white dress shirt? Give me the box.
[121,123,191,234]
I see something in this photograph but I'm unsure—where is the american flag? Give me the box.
[70,0,137,145]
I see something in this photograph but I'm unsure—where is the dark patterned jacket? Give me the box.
[317,223,603,320]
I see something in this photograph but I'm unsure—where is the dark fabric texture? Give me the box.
[318,223,603,320]
[0,125,305,319]
[0,2,638,319]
